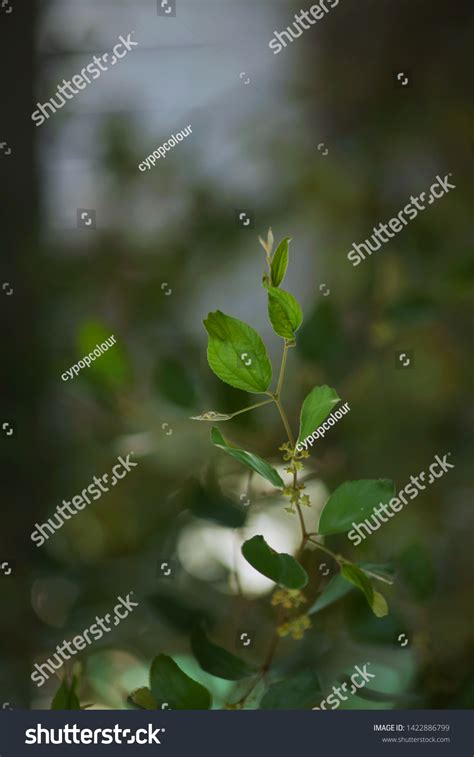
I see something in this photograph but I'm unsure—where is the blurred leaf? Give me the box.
[386,294,436,325]
[346,593,405,645]
[270,237,291,287]
[296,300,345,364]
[149,655,212,710]
[155,356,197,408]
[147,591,212,633]
[267,287,302,339]
[341,564,388,618]
[211,427,284,488]
[51,678,81,710]
[242,535,308,589]
[191,625,257,680]
[77,320,130,389]
[318,479,395,535]
[297,385,341,445]
[308,562,394,615]
[308,573,353,615]
[204,311,272,393]
[260,669,321,709]
[184,475,247,528]
[128,687,157,710]
[397,544,436,601]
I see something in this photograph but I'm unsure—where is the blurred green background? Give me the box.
[1,0,473,709]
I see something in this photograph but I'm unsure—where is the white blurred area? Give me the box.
[177,468,329,596]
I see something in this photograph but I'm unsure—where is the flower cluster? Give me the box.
[277,614,312,640]
[279,443,311,514]
[271,588,306,610]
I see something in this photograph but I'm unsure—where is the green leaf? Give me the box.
[260,669,321,709]
[241,535,308,589]
[267,287,303,340]
[128,687,157,710]
[51,678,81,710]
[204,311,272,393]
[318,479,395,535]
[191,625,257,680]
[297,385,341,445]
[149,655,211,710]
[341,564,388,618]
[270,237,291,287]
[372,590,389,618]
[77,320,130,389]
[308,573,354,615]
[308,562,394,616]
[211,427,284,488]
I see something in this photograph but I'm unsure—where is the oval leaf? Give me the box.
[260,669,321,709]
[267,287,303,340]
[191,625,257,680]
[241,535,308,589]
[308,573,353,616]
[149,655,211,710]
[341,564,389,618]
[308,562,394,616]
[129,687,158,710]
[318,479,395,535]
[204,311,272,393]
[211,427,284,488]
[270,237,291,287]
[51,679,81,710]
[297,385,341,444]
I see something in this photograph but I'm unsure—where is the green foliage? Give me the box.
[318,479,395,535]
[270,237,291,287]
[77,319,129,389]
[211,427,283,488]
[260,670,321,709]
[129,687,158,710]
[308,572,354,615]
[204,311,272,393]
[138,231,396,712]
[191,625,257,680]
[308,562,394,615]
[267,287,303,340]
[51,677,81,710]
[241,535,308,589]
[340,564,388,618]
[149,655,212,709]
[297,384,341,444]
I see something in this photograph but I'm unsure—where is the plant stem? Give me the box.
[229,398,274,418]
[306,536,342,565]
[273,396,296,450]
[276,341,289,398]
